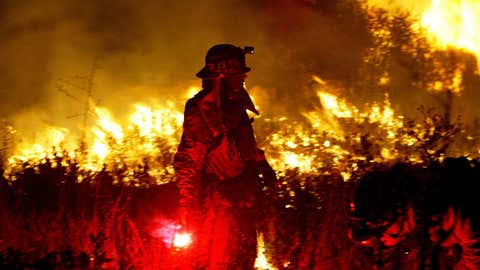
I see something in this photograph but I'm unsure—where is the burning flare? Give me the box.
[173,232,193,249]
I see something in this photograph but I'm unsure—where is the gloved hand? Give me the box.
[178,207,194,232]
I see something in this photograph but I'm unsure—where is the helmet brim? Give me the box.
[196,66,251,79]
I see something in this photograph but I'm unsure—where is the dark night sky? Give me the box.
[0,0,479,135]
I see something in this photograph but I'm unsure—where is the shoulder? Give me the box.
[181,89,213,143]
[184,89,210,114]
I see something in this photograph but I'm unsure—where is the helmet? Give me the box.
[196,44,254,78]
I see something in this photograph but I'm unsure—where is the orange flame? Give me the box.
[6,100,184,184]
[254,233,277,270]
[421,0,480,69]
[4,79,480,184]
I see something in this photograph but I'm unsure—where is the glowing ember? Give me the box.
[173,232,192,248]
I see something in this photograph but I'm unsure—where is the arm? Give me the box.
[174,99,210,227]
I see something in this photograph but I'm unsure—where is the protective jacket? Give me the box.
[174,87,270,225]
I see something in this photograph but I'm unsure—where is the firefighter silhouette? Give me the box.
[174,44,277,269]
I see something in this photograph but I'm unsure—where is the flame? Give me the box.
[318,92,355,119]
[282,151,314,172]
[421,0,480,68]
[254,233,277,270]
[6,99,184,184]
[426,63,465,94]
[4,80,480,184]
[128,102,183,142]
[265,80,410,179]
[363,0,477,94]
[9,126,71,163]
[95,107,124,141]
[92,138,109,160]
[365,0,480,66]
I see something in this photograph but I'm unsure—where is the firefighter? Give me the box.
[174,44,277,269]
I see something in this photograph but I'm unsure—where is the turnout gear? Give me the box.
[175,44,276,269]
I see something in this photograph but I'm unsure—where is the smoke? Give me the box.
[1,0,479,137]
[365,0,431,14]
[0,0,372,126]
